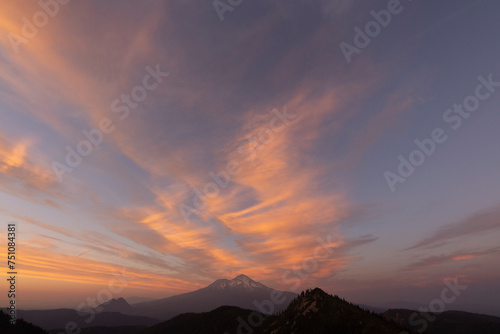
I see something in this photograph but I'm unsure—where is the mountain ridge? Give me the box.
[137,288,410,334]
[383,308,500,333]
[260,288,407,333]
[8,276,500,334]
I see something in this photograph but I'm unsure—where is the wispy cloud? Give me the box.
[404,247,500,271]
[406,205,500,250]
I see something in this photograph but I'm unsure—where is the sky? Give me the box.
[1,0,499,316]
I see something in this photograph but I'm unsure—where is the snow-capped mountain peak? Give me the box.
[208,274,267,290]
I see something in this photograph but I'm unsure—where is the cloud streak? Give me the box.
[406,205,500,250]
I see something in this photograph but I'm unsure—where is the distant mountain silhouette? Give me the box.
[139,305,263,334]
[97,297,135,315]
[1,310,47,333]
[133,274,297,320]
[383,308,500,333]
[356,303,388,314]
[17,309,157,331]
[48,325,147,334]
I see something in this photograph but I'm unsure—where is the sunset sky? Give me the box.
[1,0,499,315]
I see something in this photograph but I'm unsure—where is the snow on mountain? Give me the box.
[207,274,268,290]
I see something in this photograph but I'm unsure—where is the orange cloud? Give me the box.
[452,254,478,261]
[0,136,60,200]
[0,0,405,299]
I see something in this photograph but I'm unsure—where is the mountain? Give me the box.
[207,274,269,290]
[133,274,297,321]
[0,310,48,334]
[15,282,500,334]
[139,306,263,334]
[17,309,158,331]
[49,325,147,334]
[136,288,408,334]
[97,297,135,314]
[383,308,500,334]
[14,274,294,330]
[260,288,408,334]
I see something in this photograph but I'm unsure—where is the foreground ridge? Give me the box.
[260,288,407,334]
